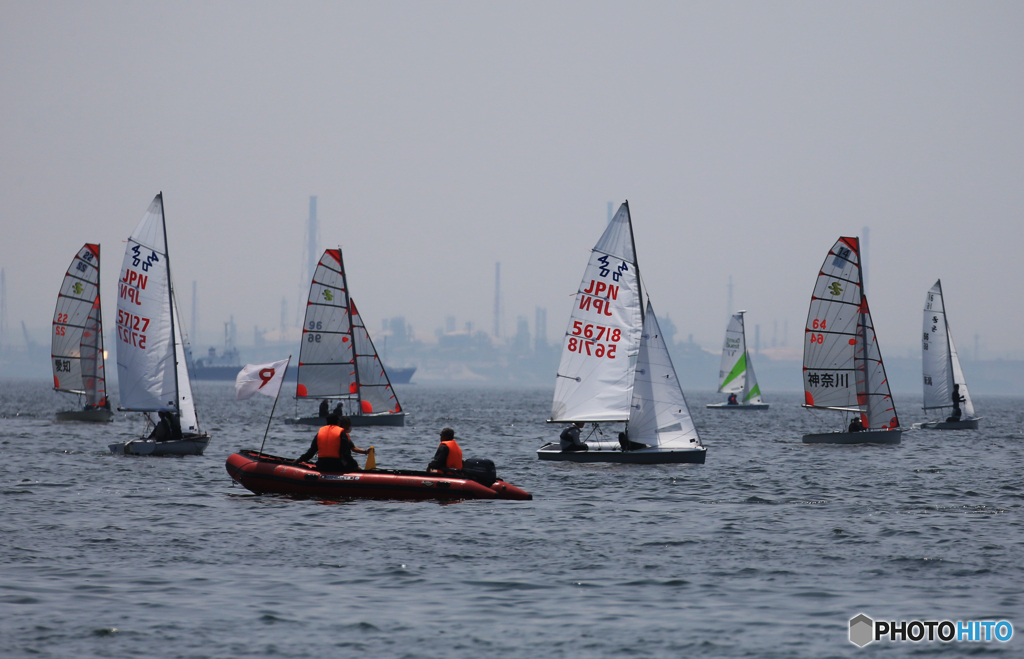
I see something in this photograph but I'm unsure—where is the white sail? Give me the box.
[550,202,643,422]
[350,299,403,415]
[743,348,763,405]
[947,329,975,418]
[116,195,177,412]
[52,243,108,406]
[923,280,975,416]
[296,249,355,399]
[803,237,899,430]
[922,280,951,409]
[716,313,746,395]
[716,312,763,404]
[171,291,199,433]
[628,301,701,449]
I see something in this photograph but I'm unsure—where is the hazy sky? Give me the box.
[3,2,1023,359]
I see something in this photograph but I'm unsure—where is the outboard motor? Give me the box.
[461,458,497,486]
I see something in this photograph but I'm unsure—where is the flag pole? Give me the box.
[258,355,291,457]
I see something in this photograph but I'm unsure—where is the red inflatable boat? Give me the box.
[225,450,532,501]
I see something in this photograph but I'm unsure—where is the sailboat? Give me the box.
[287,248,406,427]
[109,193,211,456]
[538,202,706,464]
[52,243,113,422]
[920,280,980,429]
[801,237,901,444]
[707,310,768,410]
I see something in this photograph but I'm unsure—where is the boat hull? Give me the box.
[388,367,416,384]
[285,413,406,427]
[110,434,212,456]
[920,418,980,430]
[706,403,769,410]
[802,429,902,445]
[536,443,706,464]
[56,409,114,423]
[225,451,531,501]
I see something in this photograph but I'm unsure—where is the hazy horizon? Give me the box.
[4,2,1023,361]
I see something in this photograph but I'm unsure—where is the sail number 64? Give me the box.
[811,319,827,329]
[809,333,825,344]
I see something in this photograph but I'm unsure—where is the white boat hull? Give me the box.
[802,429,902,445]
[56,409,113,423]
[536,442,706,464]
[110,434,211,456]
[919,418,980,430]
[706,402,769,410]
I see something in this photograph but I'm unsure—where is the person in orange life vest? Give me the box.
[295,414,369,472]
[427,427,463,473]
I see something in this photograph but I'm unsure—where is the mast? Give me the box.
[623,200,644,323]
[159,192,180,413]
[854,237,867,418]
[96,244,106,398]
[337,246,359,407]
[738,310,749,401]
[938,279,955,396]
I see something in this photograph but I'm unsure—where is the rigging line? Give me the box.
[817,272,861,286]
[809,298,863,307]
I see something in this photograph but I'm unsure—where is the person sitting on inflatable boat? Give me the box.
[295,414,369,472]
[427,427,463,474]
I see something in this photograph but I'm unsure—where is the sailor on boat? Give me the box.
[319,399,329,417]
[848,417,864,433]
[559,421,588,452]
[727,393,738,405]
[947,385,965,422]
[294,415,369,472]
[428,427,463,474]
[149,411,183,440]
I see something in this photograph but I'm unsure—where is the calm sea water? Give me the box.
[1,380,1022,658]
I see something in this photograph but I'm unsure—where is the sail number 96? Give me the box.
[567,337,617,358]
[571,321,622,342]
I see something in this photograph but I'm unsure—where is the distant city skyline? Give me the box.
[3,3,1023,363]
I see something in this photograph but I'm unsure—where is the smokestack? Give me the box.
[308,196,319,284]
[535,306,547,352]
[494,262,501,338]
[727,275,734,318]
[0,268,7,351]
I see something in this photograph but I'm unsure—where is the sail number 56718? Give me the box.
[571,321,621,342]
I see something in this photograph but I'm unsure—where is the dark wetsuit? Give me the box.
[559,425,588,452]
